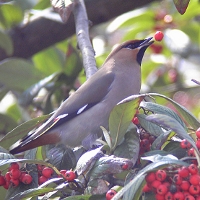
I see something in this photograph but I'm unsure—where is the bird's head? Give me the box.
[106,37,154,66]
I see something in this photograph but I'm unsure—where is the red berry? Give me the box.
[10,169,21,180]
[189,185,199,195]
[140,139,150,150]
[178,167,189,178]
[145,172,156,183]
[132,116,139,125]
[21,174,33,184]
[42,167,53,178]
[163,181,170,190]
[188,164,198,175]
[106,189,117,200]
[157,184,168,195]
[0,175,6,186]
[180,180,190,191]
[19,172,26,182]
[38,175,48,185]
[149,135,156,144]
[156,170,167,181]
[173,174,182,185]
[58,170,67,178]
[142,183,151,192]
[185,195,195,200]
[173,191,184,200]
[189,174,200,185]
[10,178,19,187]
[140,132,150,140]
[151,180,162,192]
[155,193,165,200]
[9,163,19,171]
[195,127,200,139]
[154,31,164,41]
[4,172,11,182]
[65,170,76,182]
[3,181,9,190]
[180,139,191,149]
[164,191,174,200]
[121,163,129,170]
[196,139,200,149]
[188,148,195,157]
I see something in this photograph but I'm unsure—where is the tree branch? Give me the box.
[0,0,157,61]
[73,0,97,79]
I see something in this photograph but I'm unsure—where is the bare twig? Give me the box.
[73,0,97,79]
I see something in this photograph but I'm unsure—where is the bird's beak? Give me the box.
[139,37,154,48]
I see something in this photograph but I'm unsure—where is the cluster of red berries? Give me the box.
[37,165,77,185]
[0,162,33,189]
[180,127,200,157]
[139,131,156,155]
[143,163,200,200]
[132,115,156,155]
[0,163,77,190]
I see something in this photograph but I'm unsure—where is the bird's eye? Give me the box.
[124,44,135,49]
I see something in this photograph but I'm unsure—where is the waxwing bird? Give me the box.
[10,37,154,154]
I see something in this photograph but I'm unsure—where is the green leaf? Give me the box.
[151,130,172,150]
[62,194,105,200]
[141,102,187,130]
[0,113,18,133]
[0,114,50,150]
[0,58,42,91]
[0,3,23,29]
[0,30,13,55]
[109,95,143,150]
[32,47,64,75]
[137,114,164,137]
[45,144,76,170]
[173,0,190,14]
[112,159,188,200]
[146,114,199,156]
[8,188,56,200]
[148,93,200,130]
[100,126,112,149]
[114,124,139,165]
[163,141,187,159]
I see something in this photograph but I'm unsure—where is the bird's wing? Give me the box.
[10,72,115,152]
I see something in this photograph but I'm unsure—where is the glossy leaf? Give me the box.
[109,95,143,150]
[151,130,172,150]
[140,101,187,130]
[100,126,112,149]
[9,188,56,200]
[137,114,164,137]
[114,124,140,165]
[146,114,199,155]
[148,93,200,130]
